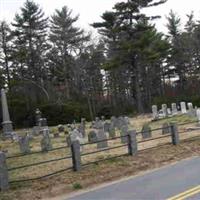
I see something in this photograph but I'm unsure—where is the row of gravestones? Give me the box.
[152,102,197,120]
[16,129,52,154]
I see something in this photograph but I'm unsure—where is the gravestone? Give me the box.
[167,108,172,116]
[187,102,194,117]
[53,132,59,138]
[38,118,47,127]
[88,130,98,143]
[101,116,105,121]
[141,124,152,139]
[162,104,168,117]
[152,105,158,120]
[18,134,31,154]
[1,89,13,138]
[171,103,178,115]
[180,102,187,113]
[196,108,200,126]
[120,125,128,143]
[0,152,9,190]
[124,116,130,125]
[41,129,52,152]
[111,116,117,128]
[35,108,42,126]
[97,129,108,149]
[104,122,110,132]
[57,124,65,133]
[108,122,116,138]
[10,132,19,142]
[70,129,83,144]
[162,122,171,135]
[32,126,41,136]
[78,118,86,137]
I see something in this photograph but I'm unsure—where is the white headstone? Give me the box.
[180,102,187,113]
[171,103,178,115]
[162,104,167,117]
[152,105,158,119]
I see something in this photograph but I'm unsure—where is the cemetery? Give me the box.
[1,88,200,199]
[2,0,200,199]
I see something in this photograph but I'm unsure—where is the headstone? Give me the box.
[120,125,128,143]
[162,122,171,135]
[180,102,187,113]
[38,118,47,127]
[78,118,86,137]
[57,124,65,133]
[18,134,31,154]
[167,108,172,115]
[32,126,41,136]
[196,108,200,125]
[10,132,19,142]
[104,122,110,132]
[111,116,117,128]
[41,129,52,152]
[171,103,178,115]
[70,129,83,143]
[101,116,105,121]
[152,105,158,120]
[1,89,13,138]
[35,108,42,126]
[141,124,152,139]
[108,122,116,138]
[116,116,125,130]
[124,116,130,125]
[187,102,194,117]
[97,129,108,149]
[162,104,168,117]
[0,152,9,190]
[88,130,98,143]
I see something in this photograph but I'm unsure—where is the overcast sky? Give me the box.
[0,0,200,34]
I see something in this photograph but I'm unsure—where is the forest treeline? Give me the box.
[1,0,200,127]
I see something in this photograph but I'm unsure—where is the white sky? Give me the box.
[0,0,200,35]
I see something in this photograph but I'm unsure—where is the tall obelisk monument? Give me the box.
[1,89,13,137]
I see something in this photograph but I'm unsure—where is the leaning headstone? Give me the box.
[41,129,52,152]
[88,130,98,143]
[162,122,171,135]
[97,129,108,149]
[1,88,13,138]
[171,103,178,115]
[162,104,168,117]
[152,105,158,120]
[141,124,152,139]
[18,135,31,154]
[180,102,187,114]
[187,102,194,117]
[0,152,9,190]
[120,125,129,143]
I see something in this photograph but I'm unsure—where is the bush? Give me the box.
[72,183,83,190]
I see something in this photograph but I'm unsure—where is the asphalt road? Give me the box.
[67,157,200,200]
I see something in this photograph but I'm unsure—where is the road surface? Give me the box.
[67,156,200,200]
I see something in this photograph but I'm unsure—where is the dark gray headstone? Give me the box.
[41,129,52,152]
[97,129,108,149]
[57,124,65,132]
[104,122,110,132]
[18,135,31,154]
[120,125,128,143]
[88,130,97,143]
[141,124,152,139]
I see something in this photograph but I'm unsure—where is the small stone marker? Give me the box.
[162,122,171,135]
[57,124,65,132]
[0,152,9,190]
[53,132,59,138]
[141,124,152,139]
[120,125,128,143]
[18,134,31,154]
[162,104,168,117]
[152,105,158,120]
[88,130,98,143]
[180,102,187,113]
[97,129,108,149]
[187,102,194,117]
[171,103,178,115]
[41,129,52,152]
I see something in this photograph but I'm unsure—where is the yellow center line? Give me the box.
[167,185,200,200]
